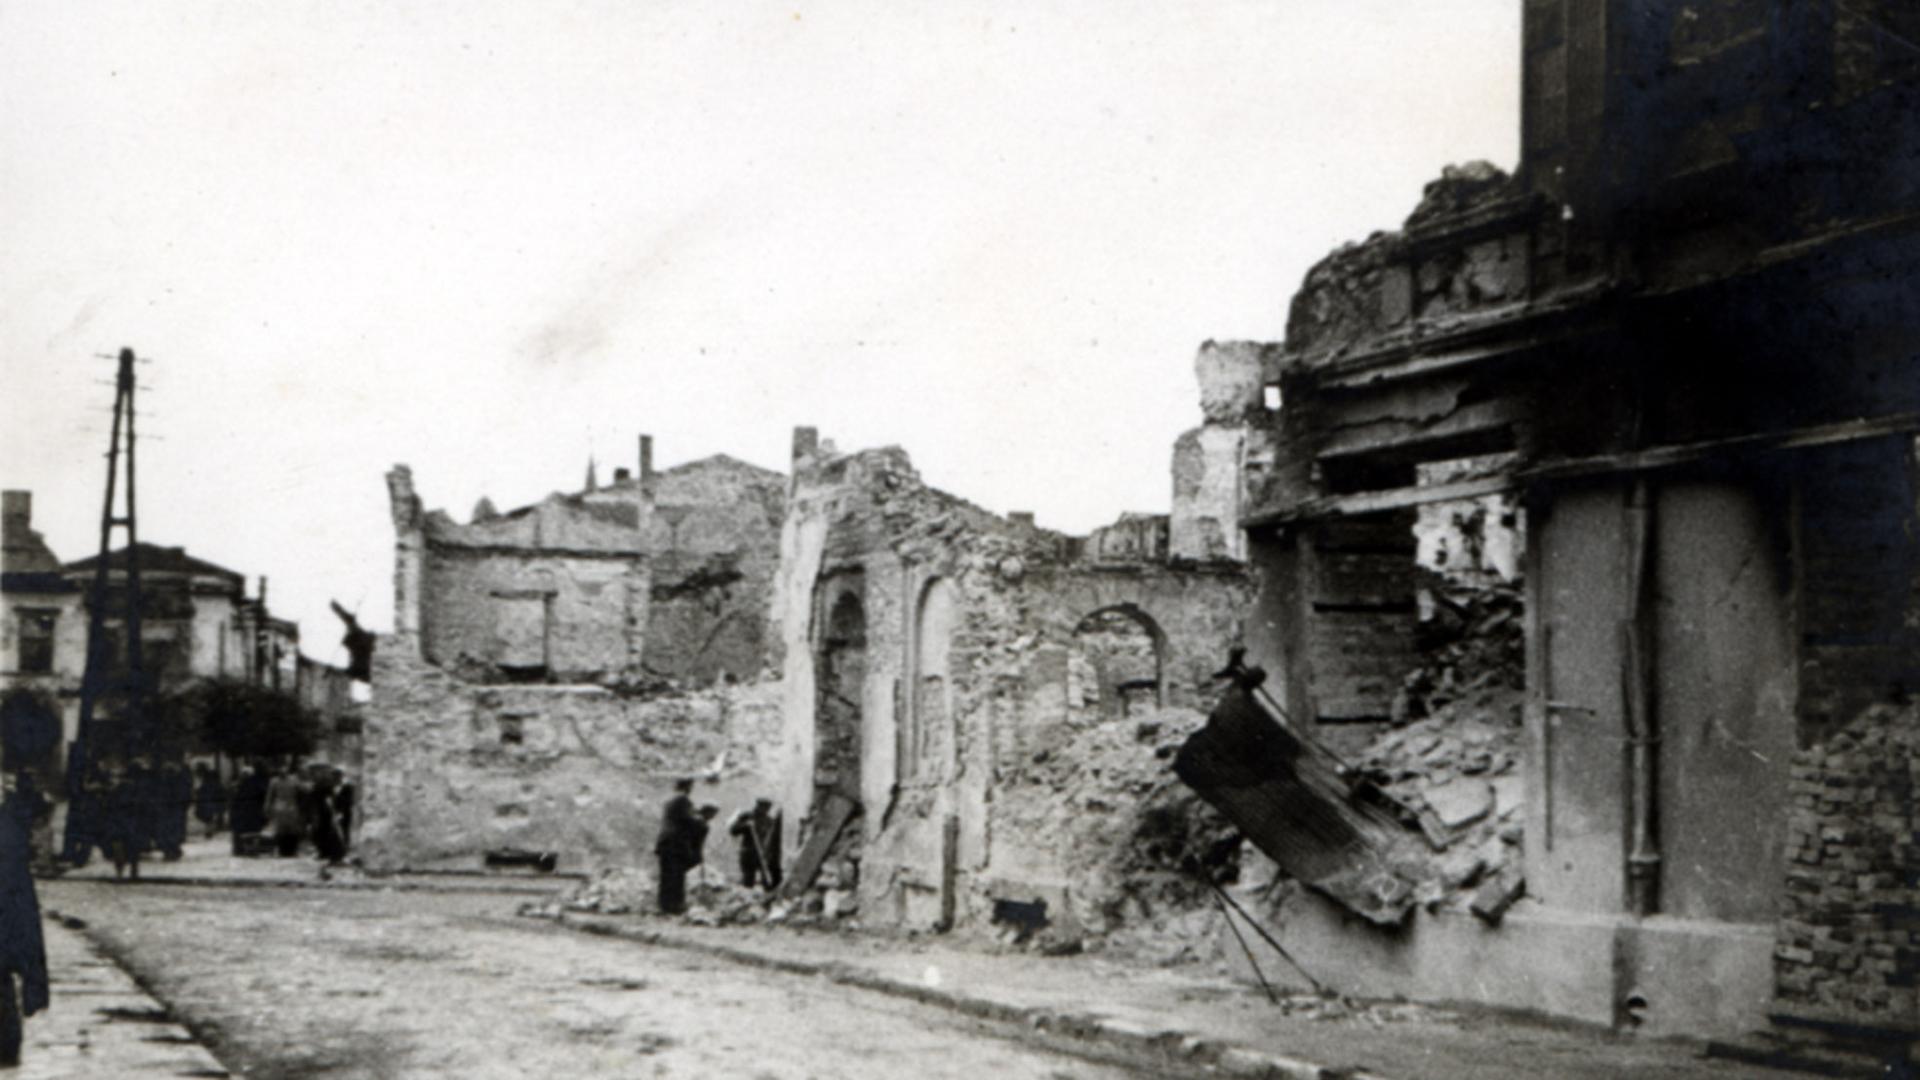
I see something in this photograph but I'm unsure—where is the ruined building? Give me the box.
[765,362,1265,936]
[361,441,785,869]
[1207,0,1920,1045]
[364,384,1272,937]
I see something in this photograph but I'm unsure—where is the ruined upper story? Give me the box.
[387,440,793,686]
[1249,1,1920,526]
[1279,0,1920,382]
[387,462,651,683]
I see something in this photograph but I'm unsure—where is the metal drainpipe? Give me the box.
[1622,476,1662,916]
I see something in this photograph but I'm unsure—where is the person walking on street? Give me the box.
[728,797,784,891]
[311,770,347,866]
[331,769,356,853]
[263,764,306,858]
[104,763,148,881]
[0,783,49,1068]
[654,778,697,915]
[230,764,268,856]
[156,759,190,860]
[192,762,226,839]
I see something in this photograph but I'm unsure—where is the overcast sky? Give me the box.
[1,2,1518,665]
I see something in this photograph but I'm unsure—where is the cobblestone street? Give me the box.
[35,879,1157,1080]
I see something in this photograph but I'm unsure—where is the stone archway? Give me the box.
[802,582,867,891]
[1066,604,1166,725]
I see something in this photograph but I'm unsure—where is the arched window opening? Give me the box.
[1066,606,1163,725]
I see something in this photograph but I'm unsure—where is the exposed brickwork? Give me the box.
[1776,703,1920,1026]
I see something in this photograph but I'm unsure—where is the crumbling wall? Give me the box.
[1776,702,1920,1025]
[642,456,786,684]
[1281,162,1530,372]
[388,467,651,681]
[360,633,779,871]
[420,549,647,680]
[765,430,1256,940]
[1171,341,1280,564]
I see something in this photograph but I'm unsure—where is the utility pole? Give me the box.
[63,346,147,859]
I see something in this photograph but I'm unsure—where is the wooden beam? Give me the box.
[1245,411,1920,528]
[1523,411,1920,484]
[1245,474,1515,528]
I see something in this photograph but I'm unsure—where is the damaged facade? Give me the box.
[1202,0,1920,1044]
[766,360,1262,938]
[361,442,786,870]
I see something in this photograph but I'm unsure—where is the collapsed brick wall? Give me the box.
[1776,702,1920,1025]
[359,634,779,871]
[770,436,1256,941]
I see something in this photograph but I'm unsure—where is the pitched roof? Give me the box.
[659,453,784,479]
[64,542,245,583]
[1,525,63,576]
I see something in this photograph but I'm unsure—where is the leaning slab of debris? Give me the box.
[1174,651,1428,925]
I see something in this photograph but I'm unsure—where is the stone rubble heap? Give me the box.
[1355,694,1524,913]
[1397,577,1525,723]
[1362,574,1526,913]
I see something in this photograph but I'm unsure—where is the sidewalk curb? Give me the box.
[44,872,566,897]
[549,911,1391,1080]
[40,908,237,1079]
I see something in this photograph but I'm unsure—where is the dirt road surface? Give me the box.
[42,880,1157,1080]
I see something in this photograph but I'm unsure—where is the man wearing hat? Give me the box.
[654,778,698,914]
[728,797,784,892]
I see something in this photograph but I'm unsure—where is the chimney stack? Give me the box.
[638,434,655,487]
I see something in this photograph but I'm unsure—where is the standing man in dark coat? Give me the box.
[157,759,191,860]
[230,763,269,855]
[192,762,226,839]
[1,786,50,1067]
[728,797,784,891]
[331,768,355,853]
[654,778,697,915]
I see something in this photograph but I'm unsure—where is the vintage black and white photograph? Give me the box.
[3,2,1918,1077]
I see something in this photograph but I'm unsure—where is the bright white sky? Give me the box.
[1,2,1518,665]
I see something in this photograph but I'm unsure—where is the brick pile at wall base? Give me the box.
[1776,701,1920,1027]
[981,705,1241,962]
[359,635,781,873]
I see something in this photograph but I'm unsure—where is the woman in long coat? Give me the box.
[263,765,306,858]
[1,792,49,1067]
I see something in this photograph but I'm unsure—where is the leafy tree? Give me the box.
[154,678,322,761]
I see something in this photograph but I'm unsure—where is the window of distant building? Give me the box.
[16,609,57,674]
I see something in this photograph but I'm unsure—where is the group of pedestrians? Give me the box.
[57,757,356,877]
[653,779,784,915]
[228,761,355,864]
[60,757,197,879]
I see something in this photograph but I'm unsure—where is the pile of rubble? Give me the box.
[521,863,861,930]
[533,866,658,916]
[1360,575,1526,915]
[990,706,1243,964]
[1354,697,1524,913]
[1396,576,1524,722]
